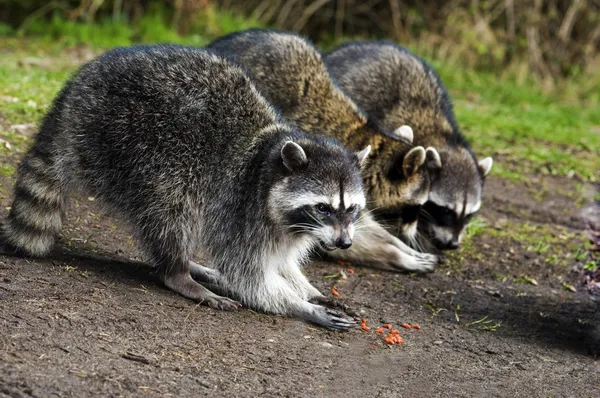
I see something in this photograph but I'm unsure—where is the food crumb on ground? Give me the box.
[360,319,370,331]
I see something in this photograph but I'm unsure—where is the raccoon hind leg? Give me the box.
[164,269,241,311]
[189,260,223,285]
[142,227,241,311]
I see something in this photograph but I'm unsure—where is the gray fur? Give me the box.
[325,41,493,250]
[2,45,367,330]
[207,29,439,273]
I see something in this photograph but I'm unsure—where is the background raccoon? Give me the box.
[1,45,370,330]
[207,29,440,272]
[325,41,493,251]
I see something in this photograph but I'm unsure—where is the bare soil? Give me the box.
[0,146,598,397]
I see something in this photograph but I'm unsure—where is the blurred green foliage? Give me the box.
[0,2,598,182]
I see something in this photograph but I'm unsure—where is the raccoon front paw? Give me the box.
[414,252,440,269]
[308,305,357,331]
[385,245,438,273]
[206,296,242,311]
[309,295,360,320]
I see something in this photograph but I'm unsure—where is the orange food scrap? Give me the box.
[382,323,392,330]
[375,328,385,335]
[383,333,404,345]
[401,323,412,329]
[360,319,370,331]
[412,323,421,329]
[347,268,355,274]
[331,287,340,297]
[390,329,400,335]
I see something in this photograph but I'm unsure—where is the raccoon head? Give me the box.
[269,139,370,251]
[370,138,442,244]
[420,149,493,250]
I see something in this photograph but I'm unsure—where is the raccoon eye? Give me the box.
[346,205,357,214]
[316,203,332,215]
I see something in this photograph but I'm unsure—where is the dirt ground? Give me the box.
[0,139,599,397]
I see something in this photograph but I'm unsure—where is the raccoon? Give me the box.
[207,29,440,272]
[325,41,493,250]
[1,45,371,330]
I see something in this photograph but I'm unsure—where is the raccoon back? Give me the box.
[207,29,367,140]
[3,45,284,256]
[325,41,472,151]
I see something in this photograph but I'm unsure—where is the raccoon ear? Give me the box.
[425,147,442,170]
[281,141,308,171]
[355,145,371,168]
[478,157,493,176]
[402,146,426,176]
[392,125,414,143]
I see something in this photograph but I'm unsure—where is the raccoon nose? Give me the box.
[335,237,352,249]
[447,239,460,250]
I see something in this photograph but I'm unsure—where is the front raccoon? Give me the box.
[208,29,440,272]
[2,45,370,330]
[325,42,493,250]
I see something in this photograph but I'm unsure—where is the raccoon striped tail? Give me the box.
[2,146,65,257]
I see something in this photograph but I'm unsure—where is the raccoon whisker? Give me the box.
[288,227,320,232]
[356,209,383,224]
[286,226,321,233]
[419,209,436,224]
[361,206,385,216]
[408,232,424,253]
[305,212,326,228]
[286,223,320,229]
[352,225,370,231]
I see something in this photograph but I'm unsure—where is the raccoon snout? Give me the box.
[446,239,460,250]
[335,237,352,249]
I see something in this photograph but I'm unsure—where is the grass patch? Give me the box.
[435,66,599,182]
[0,164,16,177]
[465,315,502,331]
[443,217,591,277]
[0,13,598,183]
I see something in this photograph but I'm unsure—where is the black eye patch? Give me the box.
[285,205,322,231]
[421,202,457,227]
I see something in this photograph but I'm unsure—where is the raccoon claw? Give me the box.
[388,247,438,273]
[206,297,242,311]
[310,305,357,331]
[309,295,360,319]
[413,252,439,272]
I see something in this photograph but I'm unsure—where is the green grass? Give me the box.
[0,12,598,182]
[0,164,16,177]
[431,63,600,182]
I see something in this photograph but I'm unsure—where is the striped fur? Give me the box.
[2,45,366,330]
[208,29,440,272]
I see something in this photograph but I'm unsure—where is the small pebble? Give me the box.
[433,340,443,345]
[320,342,333,348]
[267,339,275,343]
